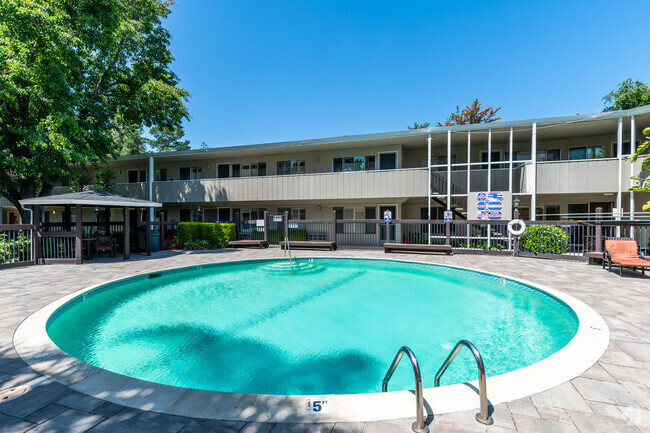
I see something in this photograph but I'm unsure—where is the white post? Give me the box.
[149,155,154,225]
[487,129,492,248]
[531,123,537,221]
[427,133,432,245]
[467,131,471,248]
[447,130,452,211]
[630,115,636,225]
[508,127,513,192]
[616,117,623,237]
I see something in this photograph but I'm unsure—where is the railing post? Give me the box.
[385,220,390,243]
[234,211,240,240]
[263,211,269,244]
[159,211,165,250]
[445,222,451,246]
[513,208,520,257]
[75,204,82,264]
[145,206,151,256]
[123,206,130,260]
[332,210,337,242]
[595,207,603,252]
[284,211,289,241]
[33,206,41,265]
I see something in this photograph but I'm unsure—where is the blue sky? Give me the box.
[165,0,649,148]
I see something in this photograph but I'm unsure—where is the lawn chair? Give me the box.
[603,240,650,276]
[96,234,115,259]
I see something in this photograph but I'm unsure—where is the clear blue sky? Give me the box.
[164,0,649,148]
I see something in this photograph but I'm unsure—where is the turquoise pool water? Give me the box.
[47,259,578,395]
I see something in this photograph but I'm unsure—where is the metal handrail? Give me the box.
[434,340,493,425]
[382,346,429,433]
[284,237,293,267]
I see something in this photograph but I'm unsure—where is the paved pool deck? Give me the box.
[0,248,649,433]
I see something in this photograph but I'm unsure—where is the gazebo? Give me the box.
[20,190,162,264]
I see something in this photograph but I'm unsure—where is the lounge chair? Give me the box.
[603,240,650,276]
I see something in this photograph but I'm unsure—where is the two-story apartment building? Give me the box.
[2,106,649,225]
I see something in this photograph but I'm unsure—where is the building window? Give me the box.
[536,149,561,162]
[378,152,397,170]
[332,156,375,172]
[569,145,606,160]
[154,169,167,181]
[278,208,306,220]
[567,203,589,216]
[612,140,640,157]
[217,164,230,178]
[277,160,305,175]
[127,170,147,183]
[233,162,267,177]
[179,167,202,180]
[180,209,191,222]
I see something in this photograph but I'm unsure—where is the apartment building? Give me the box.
[2,105,650,225]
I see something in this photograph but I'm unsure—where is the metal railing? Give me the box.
[0,225,34,268]
[382,346,429,433]
[434,340,493,425]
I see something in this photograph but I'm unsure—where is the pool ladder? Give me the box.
[284,237,293,267]
[382,340,493,433]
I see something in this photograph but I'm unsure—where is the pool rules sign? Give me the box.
[467,191,512,221]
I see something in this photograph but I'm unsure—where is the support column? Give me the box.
[149,155,154,223]
[427,133,432,245]
[630,115,636,222]
[531,123,537,221]
[487,129,492,191]
[508,127,513,192]
[616,117,623,237]
[145,206,151,256]
[33,206,41,265]
[284,210,289,241]
[595,207,603,253]
[447,130,451,211]
[75,204,83,264]
[159,211,165,250]
[332,210,337,242]
[123,207,130,259]
[263,211,269,244]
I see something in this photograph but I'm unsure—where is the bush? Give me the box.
[0,234,31,263]
[252,229,307,244]
[176,222,236,249]
[519,225,569,254]
[404,231,427,244]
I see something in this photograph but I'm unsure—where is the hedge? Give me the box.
[176,222,235,249]
[519,225,569,254]
[252,229,307,244]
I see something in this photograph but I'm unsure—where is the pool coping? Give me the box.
[13,257,609,424]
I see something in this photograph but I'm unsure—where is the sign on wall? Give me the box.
[467,191,512,221]
[444,210,453,222]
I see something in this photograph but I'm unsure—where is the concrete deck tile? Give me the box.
[90,401,125,418]
[506,398,539,418]
[178,419,246,433]
[534,405,572,423]
[572,377,642,407]
[619,406,650,433]
[27,408,104,433]
[579,363,617,383]
[585,400,628,420]
[511,413,578,433]
[0,379,73,418]
[239,422,275,433]
[269,422,335,433]
[0,413,35,433]
[57,392,106,413]
[568,409,641,433]
[485,427,516,433]
[616,342,650,364]
[23,403,68,424]
[600,363,650,387]
[530,382,592,413]
[621,383,650,411]
[331,422,365,433]
[361,418,412,433]
[488,404,515,430]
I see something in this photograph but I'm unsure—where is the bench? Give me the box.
[584,251,602,265]
[228,240,269,249]
[383,243,453,255]
[280,241,337,251]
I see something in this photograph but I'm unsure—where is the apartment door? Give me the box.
[378,152,397,170]
[217,164,230,178]
[379,205,396,241]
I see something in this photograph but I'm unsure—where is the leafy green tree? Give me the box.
[0,0,190,220]
[407,122,431,130]
[630,127,650,211]
[603,79,650,112]
[147,125,191,152]
[437,99,501,127]
[114,121,147,156]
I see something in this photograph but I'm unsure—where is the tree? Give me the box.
[603,79,650,112]
[0,0,190,220]
[437,99,501,127]
[114,120,147,156]
[407,122,430,130]
[146,125,190,152]
[96,168,118,194]
[630,127,650,211]
[70,173,93,193]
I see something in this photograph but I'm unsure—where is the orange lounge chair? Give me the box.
[603,240,650,276]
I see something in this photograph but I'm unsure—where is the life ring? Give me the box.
[507,219,526,236]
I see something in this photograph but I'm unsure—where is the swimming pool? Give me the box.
[46,258,578,396]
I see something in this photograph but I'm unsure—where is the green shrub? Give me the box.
[0,234,31,263]
[252,229,307,244]
[519,225,569,254]
[177,222,236,249]
[404,231,427,244]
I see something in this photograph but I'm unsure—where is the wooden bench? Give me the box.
[280,241,337,251]
[383,243,453,255]
[584,251,603,265]
[229,240,269,249]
